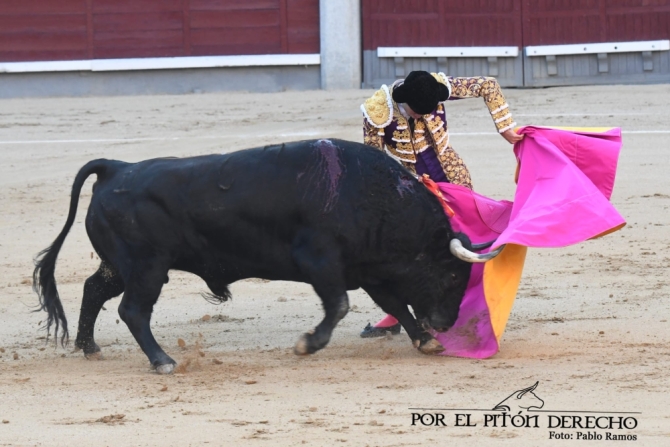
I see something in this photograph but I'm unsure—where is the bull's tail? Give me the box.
[33,159,115,346]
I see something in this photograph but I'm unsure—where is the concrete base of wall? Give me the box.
[0,65,320,99]
[524,52,670,87]
[362,50,524,89]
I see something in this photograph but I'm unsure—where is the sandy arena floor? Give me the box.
[0,84,669,446]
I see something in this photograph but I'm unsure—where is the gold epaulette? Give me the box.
[361,85,393,128]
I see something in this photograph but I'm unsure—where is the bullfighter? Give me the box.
[360,70,523,337]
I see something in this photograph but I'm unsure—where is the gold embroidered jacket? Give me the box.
[361,74,516,189]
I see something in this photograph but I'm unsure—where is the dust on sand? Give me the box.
[0,85,669,446]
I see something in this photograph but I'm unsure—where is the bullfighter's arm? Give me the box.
[433,74,517,134]
[363,119,385,150]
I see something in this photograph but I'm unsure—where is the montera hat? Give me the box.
[392,70,449,115]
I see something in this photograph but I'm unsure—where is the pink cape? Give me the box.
[432,126,625,358]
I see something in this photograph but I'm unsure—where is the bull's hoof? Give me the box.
[418,338,445,355]
[84,351,104,361]
[293,333,312,356]
[75,339,101,358]
[155,363,175,375]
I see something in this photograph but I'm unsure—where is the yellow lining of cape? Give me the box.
[483,244,527,342]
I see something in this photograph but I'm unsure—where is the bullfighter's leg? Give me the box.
[292,233,349,355]
[74,262,125,359]
[362,285,444,355]
[117,260,175,374]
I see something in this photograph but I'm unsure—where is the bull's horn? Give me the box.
[517,381,540,398]
[471,239,497,251]
[450,239,505,263]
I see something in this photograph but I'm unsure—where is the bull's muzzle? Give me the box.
[420,316,453,334]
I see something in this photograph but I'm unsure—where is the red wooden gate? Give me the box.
[522,0,670,45]
[362,0,670,50]
[0,0,319,62]
[362,0,523,50]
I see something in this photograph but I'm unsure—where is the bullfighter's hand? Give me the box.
[502,128,524,144]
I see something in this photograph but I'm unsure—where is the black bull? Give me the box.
[34,139,491,374]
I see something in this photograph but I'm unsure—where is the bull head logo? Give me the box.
[492,381,544,412]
